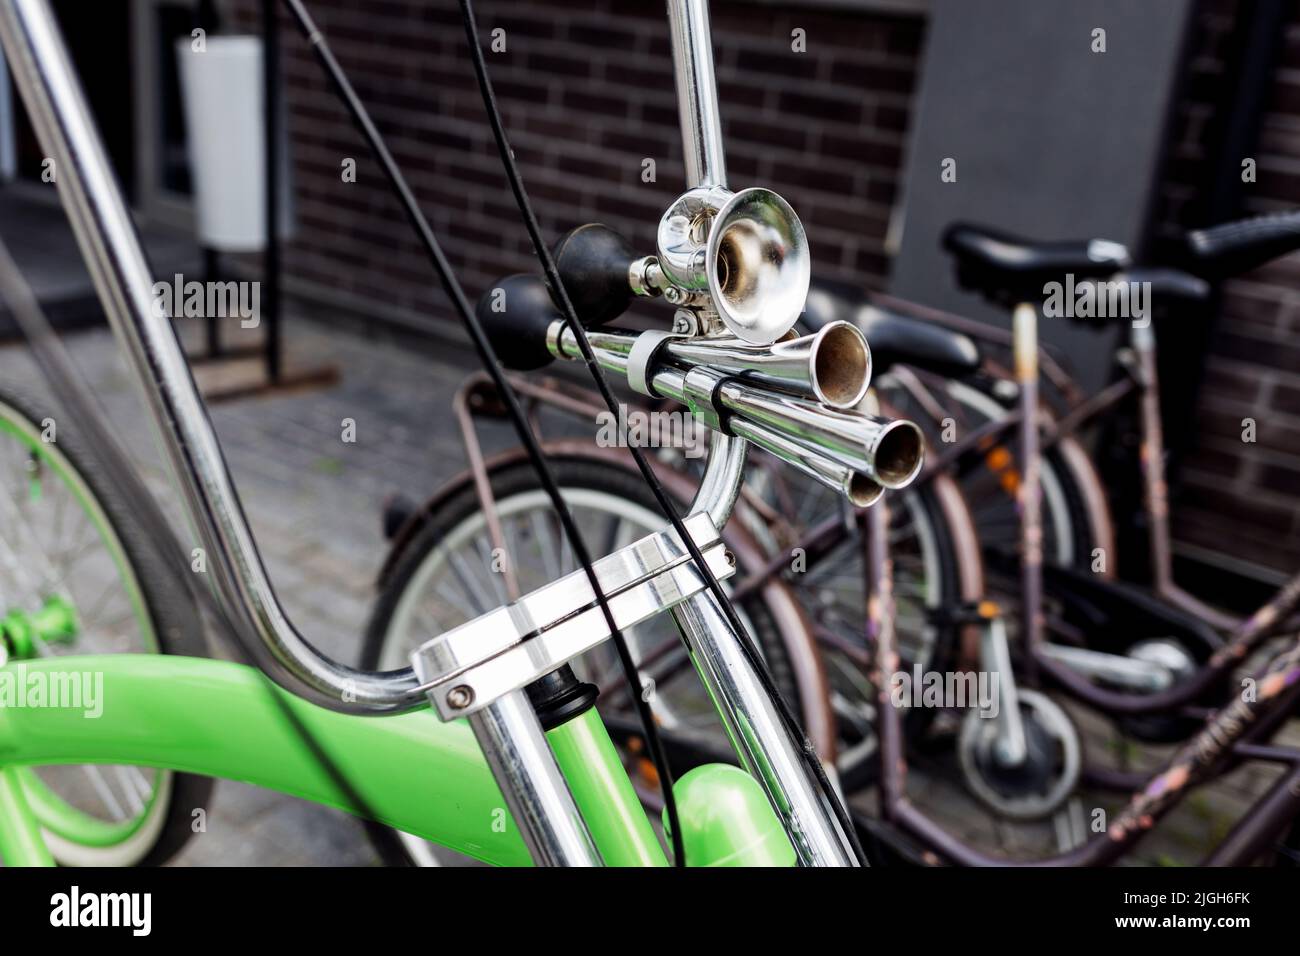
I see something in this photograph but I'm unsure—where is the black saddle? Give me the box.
[942,222,1126,308]
[943,222,1210,316]
[802,278,981,379]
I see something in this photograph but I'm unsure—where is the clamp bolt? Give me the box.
[446,684,475,709]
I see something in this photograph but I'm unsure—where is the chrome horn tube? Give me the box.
[662,362,887,508]
[548,323,923,493]
[730,418,883,508]
[717,387,924,490]
[553,321,870,409]
[658,320,870,409]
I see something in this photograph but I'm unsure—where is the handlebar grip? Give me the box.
[476,274,562,371]
[1186,210,1300,278]
[1113,267,1210,303]
[552,223,637,325]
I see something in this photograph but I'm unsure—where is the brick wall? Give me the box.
[227,0,924,328]
[1155,0,1300,580]
[224,0,1298,580]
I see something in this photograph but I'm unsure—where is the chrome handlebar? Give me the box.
[0,0,421,714]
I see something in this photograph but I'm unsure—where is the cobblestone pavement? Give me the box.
[1,315,1295,867]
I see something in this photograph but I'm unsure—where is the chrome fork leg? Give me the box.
[465,691,602,867]
[671,592,860,866]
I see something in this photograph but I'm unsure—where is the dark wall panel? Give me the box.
[890,0,1196,390]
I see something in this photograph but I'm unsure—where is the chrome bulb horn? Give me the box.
[655,185,811,345]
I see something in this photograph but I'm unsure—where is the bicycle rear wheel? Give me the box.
[881,375,1114,573]
[0,388,211,866]
[750,451,980,790]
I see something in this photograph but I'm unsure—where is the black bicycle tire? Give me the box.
[0,386,212,867]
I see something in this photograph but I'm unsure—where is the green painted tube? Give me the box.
[0,766,54,866]
[0,654,533,866]
[0,655,784,867]
[546,708,668,867]
[665,764,796,866]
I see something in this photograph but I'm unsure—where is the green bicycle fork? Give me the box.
[545,708,668,866]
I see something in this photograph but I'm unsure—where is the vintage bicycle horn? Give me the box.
[549,186,811,346]
[656,185,810,345]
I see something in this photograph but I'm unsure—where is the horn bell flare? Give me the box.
[707,187,810,345]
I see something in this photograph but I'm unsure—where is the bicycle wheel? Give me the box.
[0,388,211,866]
[754,452,980,790]
[361,454,811,866]
[882,375,1114,572]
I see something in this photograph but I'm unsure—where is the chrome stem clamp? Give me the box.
[411,512,734,720]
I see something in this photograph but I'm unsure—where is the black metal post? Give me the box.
[263,0,281,382]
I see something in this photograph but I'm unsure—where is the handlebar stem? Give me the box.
[668,0,727,189]
[665,0,747,527]
[658,0,859,866]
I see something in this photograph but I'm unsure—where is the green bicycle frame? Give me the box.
[0,654,791,866]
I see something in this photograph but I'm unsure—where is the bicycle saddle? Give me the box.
[803,277,981,378]
[943,223,1213,318]
[942,222,1129,308]
[1186,210,1300,278]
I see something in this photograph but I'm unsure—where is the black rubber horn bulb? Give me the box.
[475,274,562,371]
[551,223,638,326]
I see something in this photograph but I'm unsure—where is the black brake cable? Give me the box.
[280,0,687,865]
[457,0,867,865]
